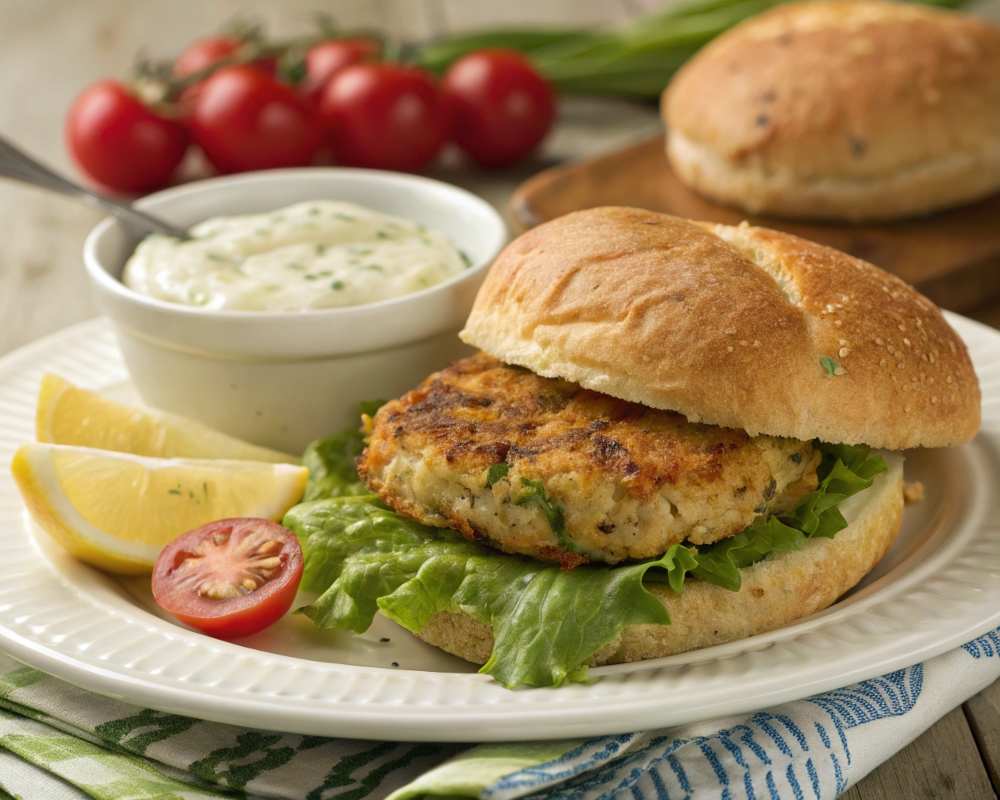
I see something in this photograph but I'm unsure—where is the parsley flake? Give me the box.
[821,356,839,378]
[485,462,510,488]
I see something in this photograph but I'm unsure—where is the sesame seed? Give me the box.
[898,324,905,332]
[839,347,850,357]
[887,346,895,355]
[834,320,842,327]
[876,338,884,345]
[897,362,905,369]
[904,406,911,413]
[740,340,748,346]
[946,375,953,383]
[902,384,909,391]
[833,366,846,376]
[880,359,887,367]
[904,338,911,346]
[727,346,734,352]
[725,328,736,335]
[931,397,938,404]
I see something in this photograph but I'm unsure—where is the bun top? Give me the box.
[461,207,980,449]
[663,0,1000,185]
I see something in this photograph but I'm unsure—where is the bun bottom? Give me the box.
[416,455,904,668]
[667,130,1000,222]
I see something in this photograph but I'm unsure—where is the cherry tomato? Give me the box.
[152,518,303,639]
[299,38,381,104]
[65,80,189,193]
[173,35,245,78]
[318,63,447,172]
[441,48,556,168]
[190,66,321,174]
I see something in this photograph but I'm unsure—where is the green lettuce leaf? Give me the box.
[286,495,697,688]
[299,400,385,502]
[287,433,886,688]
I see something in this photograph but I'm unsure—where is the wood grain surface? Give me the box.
[510,135,1000,312]
[0,2,999,798]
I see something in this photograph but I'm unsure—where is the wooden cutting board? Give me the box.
[510,135,1000,313]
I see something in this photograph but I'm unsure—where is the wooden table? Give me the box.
[1,2,999,797]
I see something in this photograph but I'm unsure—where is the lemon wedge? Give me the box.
[11,443,309,574]
[36,374,297,463]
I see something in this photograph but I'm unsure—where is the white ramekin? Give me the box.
[83,169,508,454]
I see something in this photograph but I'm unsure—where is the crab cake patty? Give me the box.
[359,354,819,567]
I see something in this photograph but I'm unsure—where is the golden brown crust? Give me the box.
[359,353,817,565]
[416,456,905,666]
[460,207,980,449]
[663,0,1000,221]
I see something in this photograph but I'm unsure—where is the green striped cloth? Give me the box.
[0,652,475,799]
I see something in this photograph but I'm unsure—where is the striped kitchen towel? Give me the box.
[1,627,998,800]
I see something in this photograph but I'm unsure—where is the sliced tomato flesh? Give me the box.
[152,518,303,639]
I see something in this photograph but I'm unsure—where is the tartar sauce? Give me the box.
[122,201,470,311]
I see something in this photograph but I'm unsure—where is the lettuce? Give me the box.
[286,431,886,688]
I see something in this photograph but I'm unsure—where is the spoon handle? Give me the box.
[0,135,190,240]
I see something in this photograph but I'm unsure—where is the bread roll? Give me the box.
[663,0,1000,221]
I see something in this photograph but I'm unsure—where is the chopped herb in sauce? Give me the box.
[821,356,839,377]
[459,250,472,267]
[123,201,468,311]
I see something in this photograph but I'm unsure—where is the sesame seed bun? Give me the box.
[417,453,904,668]
[460,207,980,450]
[662,0,1000,221]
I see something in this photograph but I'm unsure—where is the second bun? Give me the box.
[663,0,1000,222]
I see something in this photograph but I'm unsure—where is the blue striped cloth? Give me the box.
[390,628,1000,800]
[1,628,998,799]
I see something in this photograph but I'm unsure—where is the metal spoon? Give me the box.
[0,135,191,240]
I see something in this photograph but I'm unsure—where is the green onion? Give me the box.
[414,0,969,99]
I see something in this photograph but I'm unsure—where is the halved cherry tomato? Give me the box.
[152,518,303,639]
[65,80,189,193]
[318,62,447,172]
[299,38,381,104]
[190,66,321,173]
[441,48,556,168]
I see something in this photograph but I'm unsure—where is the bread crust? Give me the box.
[460,207,980,450]
[416,454,905,667]
[663,0,1000,221]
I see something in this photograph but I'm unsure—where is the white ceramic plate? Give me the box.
[1,315,999,743]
